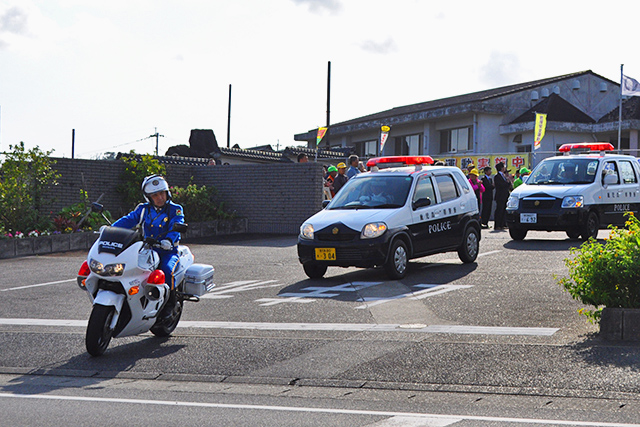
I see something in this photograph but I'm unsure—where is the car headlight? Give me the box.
[562,195,584,208]
[506,195,519,210]
[89,258,125,276]
[362,222,387,239]
[300,223,314,240]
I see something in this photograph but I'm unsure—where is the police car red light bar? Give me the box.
[558,142,614,153]
[366,156,435,168]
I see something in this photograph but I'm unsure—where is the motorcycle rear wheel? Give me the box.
[150,297,183,337]
[86,304,115,357]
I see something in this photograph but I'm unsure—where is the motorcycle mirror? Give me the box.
[91,202,104,213]
[173,223,188,233]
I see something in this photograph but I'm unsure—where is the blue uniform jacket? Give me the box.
[113,201,185,247]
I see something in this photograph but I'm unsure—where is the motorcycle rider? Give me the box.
[112,175,185,291]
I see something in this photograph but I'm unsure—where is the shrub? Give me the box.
[557,212,640,323]
[117,152,166,211]
[171,182,236,222]
[0,142,59,232]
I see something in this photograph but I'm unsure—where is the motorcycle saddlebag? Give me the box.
[184,264,215,296]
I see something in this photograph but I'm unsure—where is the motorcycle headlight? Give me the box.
[89,258,125,276]
[362,222,387,239]
[562,195,584,208]
[300,223,314,240]
[506,195,519,210]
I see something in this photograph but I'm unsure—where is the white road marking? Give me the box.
[0,278,75,292]
[368,416,461,426]
[0,318,559,336]
[355,285,473,309]
[200,280,281,299]
[0,393,636,426]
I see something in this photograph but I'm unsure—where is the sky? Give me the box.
[1,0,639,159]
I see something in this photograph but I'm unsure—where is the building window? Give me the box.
[394,134,421,155]
[358,140,377,157]
[440,127,471,153]
[516,145,532,153]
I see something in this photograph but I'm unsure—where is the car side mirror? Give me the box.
[412,197,432,210]
[173,223,188,233]
[603,173,618,186]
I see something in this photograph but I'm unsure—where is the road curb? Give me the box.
[2,367,640,401]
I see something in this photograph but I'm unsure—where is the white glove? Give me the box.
[159,239,173,251]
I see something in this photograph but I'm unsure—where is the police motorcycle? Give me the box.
[76,203,214,356]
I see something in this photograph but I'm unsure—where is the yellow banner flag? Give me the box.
[534,113,547,150]
[316,127,328,145]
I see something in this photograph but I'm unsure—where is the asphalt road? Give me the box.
[1,228,639,426]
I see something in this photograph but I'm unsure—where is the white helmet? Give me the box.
[141,174,171,203]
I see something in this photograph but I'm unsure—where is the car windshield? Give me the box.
[328,175,413,209]
[527,158,598,185]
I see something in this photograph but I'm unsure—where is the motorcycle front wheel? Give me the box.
[86,304,115,357]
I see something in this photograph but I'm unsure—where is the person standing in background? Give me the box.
[480,166,494,229]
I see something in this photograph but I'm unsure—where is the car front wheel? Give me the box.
[581,211,599,240]
[384,239,408,279]
[303,263,327,279]
[509,226,528,241]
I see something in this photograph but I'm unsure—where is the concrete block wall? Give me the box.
[45,158,325,235]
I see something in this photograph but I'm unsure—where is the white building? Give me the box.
[295,70,639,166]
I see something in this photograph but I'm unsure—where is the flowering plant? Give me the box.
[28,230,39,237]
[558,212,640,323]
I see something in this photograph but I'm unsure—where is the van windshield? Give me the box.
[527,158,598,185]
[328,175,413,209]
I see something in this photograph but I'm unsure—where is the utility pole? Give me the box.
[326,61,331,149]
[148,127,164,156]
[227,84,232,148]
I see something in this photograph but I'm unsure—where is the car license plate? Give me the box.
[520,213,537,224]
[315,248,336,261]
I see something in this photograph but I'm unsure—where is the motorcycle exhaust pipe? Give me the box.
[145,284,162,301]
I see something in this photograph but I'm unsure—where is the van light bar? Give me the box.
[558,142,614,153]
[366,155,435,168]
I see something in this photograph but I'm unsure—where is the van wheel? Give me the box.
[581,211,599,240]
[303,263,327,279]
[509,226,527,241]
[384,239,408,279]
[458,227,479,263]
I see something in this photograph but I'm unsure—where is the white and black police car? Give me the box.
[505,142,640,241]
[297,156,481,279]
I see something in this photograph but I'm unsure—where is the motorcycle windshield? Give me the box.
[98,227,141,256]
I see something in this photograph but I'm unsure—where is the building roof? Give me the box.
[598,96,640,123]
[215,146,293,162]
[510,93,595,124]
[283,145,354,159]
[295,70,615,140]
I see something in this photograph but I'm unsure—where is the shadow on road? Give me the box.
[503,238,589,252]
[569,332,640,370]
[0,337,184,395]
[279,261,477,303]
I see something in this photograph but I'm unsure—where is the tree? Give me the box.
[117,151,166,211]
[0,142,59,232]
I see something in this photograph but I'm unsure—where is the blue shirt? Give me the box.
[347,166,360,179]
[113,201,185,246]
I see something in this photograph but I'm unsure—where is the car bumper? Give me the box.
[297,233,393,268]
[505,206,588,231]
